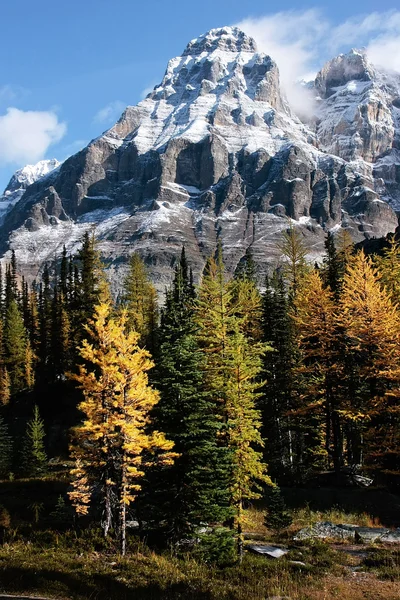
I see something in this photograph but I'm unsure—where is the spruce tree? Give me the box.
[322,232,341,298]
[3,300,29,394]
[261,271,298,480]
[264,485,292,531]
[149,249,231,538]
[20,406,47,477]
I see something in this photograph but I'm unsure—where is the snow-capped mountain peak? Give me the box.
[108,26,304,162]
[0,159,61,222]
[0,28,399,293]
[183,26,258,56]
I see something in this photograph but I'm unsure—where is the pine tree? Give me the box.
[0,415,12,479]
[322,232,341,298]
[149,249,231,538]
[3,300,29,393]
[20,406,47,477]
[264,485,292,531]
[121,253,158,352]
[261,271,298,480]
[69,300,175,555]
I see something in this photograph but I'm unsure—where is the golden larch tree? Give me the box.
[69,301,175,555]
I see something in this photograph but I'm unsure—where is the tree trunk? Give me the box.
[120,467,127,556]
[103,478,112,538]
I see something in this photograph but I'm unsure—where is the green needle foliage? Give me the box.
[20,405,47,477]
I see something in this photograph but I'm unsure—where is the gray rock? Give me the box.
[294,521,356,541]
[125,520,140,529]
[247,544,289,558]
[354,527,390,543]
[380,529,400,543]
[0,29,398,293]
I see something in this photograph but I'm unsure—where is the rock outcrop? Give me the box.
[0,29,399,293]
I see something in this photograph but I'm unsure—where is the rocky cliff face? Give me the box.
[313,49,400,208]
[0,28,399,292]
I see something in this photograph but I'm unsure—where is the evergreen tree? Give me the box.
[196,246,270,558]
[261,271,298,480]
[322,231,341,298]
[3,300,29,393]
[20,406,47,477]
[121,253,158,352]
[264,485,292,531]
[0,415,12,479]
[69,301,175,555]
[234,248,257,283]
[37,266,52,382]
[50,287,71,380]
[149,249,231,538]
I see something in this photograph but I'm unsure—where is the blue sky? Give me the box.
[1,0,399,190]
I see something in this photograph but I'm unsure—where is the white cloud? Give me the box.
[94,100,126,124]
[0,107,66,166]
[236,9,400,117]
[367,35,400,73]
[236,10,328,116]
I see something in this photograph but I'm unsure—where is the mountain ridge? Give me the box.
[0,27,399,292]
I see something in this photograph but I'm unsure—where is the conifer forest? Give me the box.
[1,227,400,599]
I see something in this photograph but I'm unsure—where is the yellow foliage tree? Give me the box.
[69,301,175,555]
[336,251,400,467]
[294,270,341,472]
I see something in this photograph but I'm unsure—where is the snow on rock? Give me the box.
[0,159,60,222]
[1,29,399,293]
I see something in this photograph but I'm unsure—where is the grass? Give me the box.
[0,535,353,600]
[0,480,400,599]
[0,523,399,599]
[363,549,400,581]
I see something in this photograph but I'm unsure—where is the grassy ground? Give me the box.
[0,479,400,599]
[0,532,400,600]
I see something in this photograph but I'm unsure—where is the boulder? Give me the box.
[380,529,400,543]
[354,527,390,543]
[247,544,289,558]
[294,521,356,541]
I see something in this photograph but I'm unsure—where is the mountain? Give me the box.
[0,28,399,292]
[0,159,60,223]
